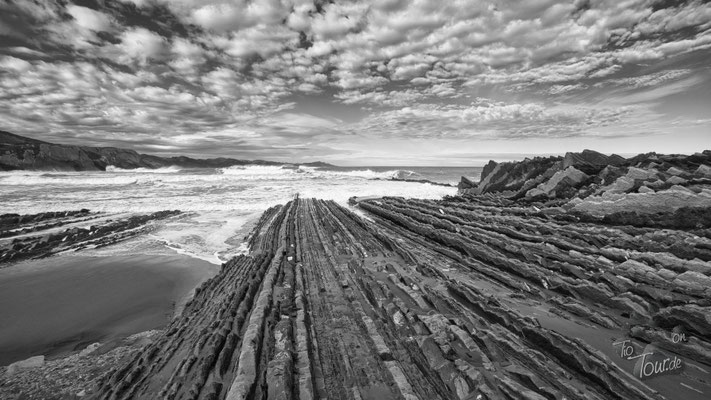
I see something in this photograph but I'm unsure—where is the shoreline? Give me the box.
[0,252,218,367]
[2,150,710,399]
[89,197,711,400]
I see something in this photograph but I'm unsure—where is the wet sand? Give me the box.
[0,254,219,366]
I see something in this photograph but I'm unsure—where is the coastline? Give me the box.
[89,197,711,400]
[2,150,710,400]
[0,253,218,366]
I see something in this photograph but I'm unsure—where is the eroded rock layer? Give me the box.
[92,197,711,400]
[0,210,181,265]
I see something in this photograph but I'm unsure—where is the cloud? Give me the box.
[0,0,709,162]
[0,55,32,72]
[66,5,112,32]
[115,27,168,64]
[190,0,291,33]
[347,100,642,141]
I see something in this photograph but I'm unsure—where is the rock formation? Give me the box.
[89,197,710,400]
[0,209,181,265]
[4,149,708,399]
[459,149,711,224]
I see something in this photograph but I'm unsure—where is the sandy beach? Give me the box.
[0,253,218,366]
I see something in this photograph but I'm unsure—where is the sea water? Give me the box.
[0,165,482,264]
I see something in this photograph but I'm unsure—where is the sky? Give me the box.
[0,0,710,166]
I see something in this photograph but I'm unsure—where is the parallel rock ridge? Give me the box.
[459,149,711,227]
[92,197,710,400]
[0,210,181,266]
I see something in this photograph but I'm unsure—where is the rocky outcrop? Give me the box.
[525,166,589,199]
[1,331,160,400]
[473,156,563,195]
[562,149,625,173]
[0,131,331,171]
[88,197,711,400]
[0,210,181,265]
[456,176,477,193]
[461,149,711,224]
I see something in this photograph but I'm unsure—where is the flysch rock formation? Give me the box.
[0,209,181,265]
[89,196,711,400]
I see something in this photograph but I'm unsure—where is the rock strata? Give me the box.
[0,210,181,266]
[90,197,710,400]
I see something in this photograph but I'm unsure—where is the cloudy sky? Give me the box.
[0,0,709,165]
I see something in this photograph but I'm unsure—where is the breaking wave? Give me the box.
[0,164,463,263]
[106,165,182,174]
[216,165,423,182]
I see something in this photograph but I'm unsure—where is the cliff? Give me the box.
[0,131,332,171]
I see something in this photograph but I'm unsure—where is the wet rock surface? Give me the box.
[87,197,710,400]
[0,210,181,266]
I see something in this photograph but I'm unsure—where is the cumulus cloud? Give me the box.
[66,5,112,32]
[114,27,168,65]
[0,0,709,161]
[349,100,640,140]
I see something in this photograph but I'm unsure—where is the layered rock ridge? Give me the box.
[0,210,180,266]
[91,197,710,400]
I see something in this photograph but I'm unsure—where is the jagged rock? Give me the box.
[475,156,562,195]
[0,210,182,266]
[666,176,687,185]
[571,186,711,217]
[90,197,706,400]
[695,164,711,177]
[526,166,588,199]
[6,356,45,377]
[630,326,711,366]
[563,149,625,174]
[654,305,711,338]
[457,176,477,193]
[666,166,685,176]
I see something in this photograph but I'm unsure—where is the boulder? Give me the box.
[666,166,687,176]
[6,355,45,376]
[563,149,624,174]
[666,176,687,185]
[526,167,589,199]
[695,164,711,178]
[457,176,477,193]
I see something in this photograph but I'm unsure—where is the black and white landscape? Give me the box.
[1,1,710,400]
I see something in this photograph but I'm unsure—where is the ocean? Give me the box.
[0,165,482,264]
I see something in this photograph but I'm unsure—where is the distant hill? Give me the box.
[0,131,335,171]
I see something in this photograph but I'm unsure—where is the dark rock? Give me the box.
[563,149,625,174]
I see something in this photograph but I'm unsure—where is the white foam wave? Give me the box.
[317,169,421,180]
[218,165,293,175]
[0,173,140,186]
[106,165,182,173]
[0,166,458,262]
[215,165,424,182]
